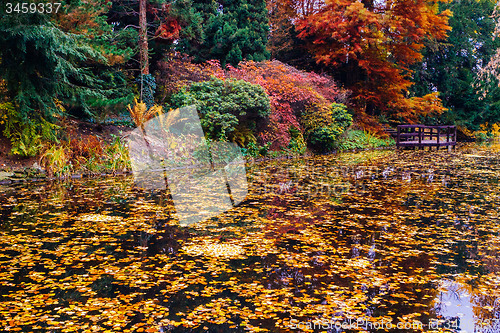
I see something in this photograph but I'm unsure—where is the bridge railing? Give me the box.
[396,125,456,149]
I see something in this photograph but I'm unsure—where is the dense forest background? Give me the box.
[1,0,500,172]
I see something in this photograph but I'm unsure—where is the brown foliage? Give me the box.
[69,135,103,163]
[155,54,225,104]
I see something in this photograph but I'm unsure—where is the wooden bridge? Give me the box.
[396,125,456,150]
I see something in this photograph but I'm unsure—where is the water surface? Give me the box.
[1,144,500,332]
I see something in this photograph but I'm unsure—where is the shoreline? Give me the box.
[0,143,445,184]
[0,140,481,185]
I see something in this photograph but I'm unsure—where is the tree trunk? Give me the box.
[139,0,149,75]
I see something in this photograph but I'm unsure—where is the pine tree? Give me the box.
[181,0,270,66]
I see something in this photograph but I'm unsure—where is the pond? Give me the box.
[1,144,500,332]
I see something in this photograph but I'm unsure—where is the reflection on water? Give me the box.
[0,144,500,331]
[435,278,500,333]
[434,280,474,332]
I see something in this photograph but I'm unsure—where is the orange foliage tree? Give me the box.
[296,0,452,124]
[266,0,326,66]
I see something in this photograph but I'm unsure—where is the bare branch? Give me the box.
[123,24,140,30]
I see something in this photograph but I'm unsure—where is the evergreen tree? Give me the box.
[412,0,500,129]
[0,9,129,129]
[171,0,205,57]
[179,0,270,66]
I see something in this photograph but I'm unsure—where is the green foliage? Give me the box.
[411,0,500,130]
[309,126,343,153]
[0,101,60,156]
[170,78,270,140]
[472,123,500,141]
[0,102,18,140]
[179,0,270,66]
[0,6,131,144]
[242,142,271,157]
[230,125,257,147]
[474,131,492,142]
[137,74,157,110]
[336,129,395,150]
[331,103,353,130]
[10,128,43,158]
[1,16,118,118]
[171,0,205,53]
[287,126,307,155]
[304,103,353,153]
[40,145,71,177]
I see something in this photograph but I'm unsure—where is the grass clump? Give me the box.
[336,129,395,150]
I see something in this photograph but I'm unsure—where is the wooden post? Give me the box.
[437,127,440,150]
[396,126,400,149]
[418,126,422,145]
[454,126,457,150]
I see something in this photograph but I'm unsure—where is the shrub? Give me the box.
[473,123,500,141]
[309,126,343,153]
[155,59,350,149]
[230,125,257,147]
[10,128,43,158]
[243,142,271,157]
[0,100,60,157]
[336,129,395,150]
[170,78,270,141]
[226,61,350,149]
[40,145,71,177]
[287,126,307,155]
[303,103,353,153]
[40,135,131,177]
[69,135,103,167]
[331,103,353,130]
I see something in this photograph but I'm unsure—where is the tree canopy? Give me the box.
[0,5,130,129]
[295,0,452,122]
[412,0,500,130]
[178,0,270,66]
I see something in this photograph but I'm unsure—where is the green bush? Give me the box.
[287,126,307,155]
[242,142,271,158]
[0,102,60,157]
[10,128,43,158]
[170,78,271,141]
[474,131,493,142]
[331,103,353,129]
[306,103,353,153]
[309,126,343,153]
